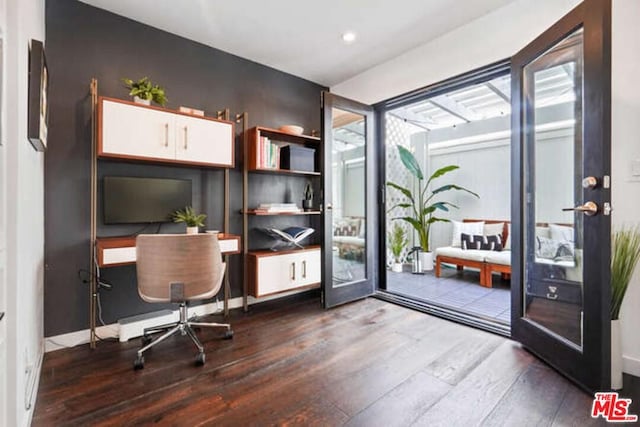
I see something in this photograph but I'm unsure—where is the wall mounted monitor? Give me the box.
[103,176,192,224]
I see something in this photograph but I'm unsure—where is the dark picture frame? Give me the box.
[28,39,48,152]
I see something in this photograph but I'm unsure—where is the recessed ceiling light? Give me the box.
[342,31,357,44]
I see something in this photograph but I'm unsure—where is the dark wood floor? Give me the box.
[34,294,607,426]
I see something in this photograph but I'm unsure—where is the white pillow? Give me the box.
[451,221,484,247]
[536,227,551,239]
[483,223,504,237]
[550,223,574,243]
[504,223,512,250]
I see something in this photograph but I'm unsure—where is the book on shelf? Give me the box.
[254,203,301,213]
[261,226,315,250]
[257,136,285,169]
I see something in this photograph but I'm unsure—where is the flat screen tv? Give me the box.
[103,176,192,224]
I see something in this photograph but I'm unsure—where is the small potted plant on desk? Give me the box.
[389,223,407,272]
[172,206,206,235]
[122,76,168,106]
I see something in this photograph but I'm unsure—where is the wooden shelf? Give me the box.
[249,167,320,177]
[243,210,321,216]
[254,126,320,144]
[248,245,321,257]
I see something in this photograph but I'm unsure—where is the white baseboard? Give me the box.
[44,289,313,352]
[623,355,640,378]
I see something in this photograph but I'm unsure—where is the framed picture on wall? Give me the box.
[28,39,48,152]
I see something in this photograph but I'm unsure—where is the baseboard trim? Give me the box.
[44,289,309,352]
[623,355,640,378]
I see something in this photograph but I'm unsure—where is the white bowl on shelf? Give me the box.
[279,125,304,135]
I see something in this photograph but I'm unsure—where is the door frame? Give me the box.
[510,0,612,392]
[321,92,378,308]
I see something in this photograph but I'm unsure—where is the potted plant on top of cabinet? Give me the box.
[387,145,478,271]
[172,206,206,234]
[122,76,168,106]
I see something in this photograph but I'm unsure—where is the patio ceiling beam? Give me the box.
[388,108,433,131]
[485,81,510,103]
[429,95,482,123]
[334,130,365,147]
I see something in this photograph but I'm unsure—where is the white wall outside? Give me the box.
[4,0,45,425]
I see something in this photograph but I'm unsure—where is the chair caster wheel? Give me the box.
[195,352,205,366]
[141,335,152,346]
[134,355,145,370]
[224,329,234,340]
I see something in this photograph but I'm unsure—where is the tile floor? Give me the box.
[386,265,511,324]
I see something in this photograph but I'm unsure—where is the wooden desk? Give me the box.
[96,234,241,268]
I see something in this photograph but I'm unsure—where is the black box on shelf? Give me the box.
[280,145,315,172]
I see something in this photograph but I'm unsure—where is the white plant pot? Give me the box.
[133,96,151,106]
[612,319,623,390]
[186,226,199,235]
[391,263,403,273]
[420,251,433,271]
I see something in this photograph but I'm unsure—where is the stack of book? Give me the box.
[254,203,301,214]
[257,136,282,169]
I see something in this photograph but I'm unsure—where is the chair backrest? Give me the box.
[136,234,224,303]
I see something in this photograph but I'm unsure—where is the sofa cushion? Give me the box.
[435,246,489,263]
[485,251,511,266]
[550,223,574,243]
[334,218,360,237]
[333,236,365,246]
[461,233,502,251]
[451,221,484,247]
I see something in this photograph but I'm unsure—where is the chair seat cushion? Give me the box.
[485,251,511,266]
[435,246,489,263]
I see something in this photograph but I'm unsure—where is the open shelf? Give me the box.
[254,126,320,144]
[243,209,321,216]
[249,167,320,176]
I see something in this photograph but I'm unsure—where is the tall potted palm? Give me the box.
[611,226,640,389]
[387,145,478,271]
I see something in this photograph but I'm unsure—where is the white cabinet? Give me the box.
[101,100,176,160]
[249,247,321,297]
[99,98,234,167]
[175,115,233,166]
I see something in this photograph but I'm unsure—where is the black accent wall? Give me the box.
[45,0,326,336]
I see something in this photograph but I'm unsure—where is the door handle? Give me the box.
[582,176,598,189]
[291,262,296,281]
[562,201,598,216]
[164,123,169,147]
[183,126,188,149]
[302,260,307,278]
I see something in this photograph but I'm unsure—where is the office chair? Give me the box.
[133,234,233,370]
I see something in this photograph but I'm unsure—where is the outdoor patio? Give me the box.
[386,265,511,324]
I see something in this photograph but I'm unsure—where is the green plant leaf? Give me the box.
[387,182,414,203]
[425,165,459,188]
[397,145,423,180]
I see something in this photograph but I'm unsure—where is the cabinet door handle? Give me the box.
[302,260,307,278]
[164,123,169,147]
[183,126,188,149]
[291,262,296,281]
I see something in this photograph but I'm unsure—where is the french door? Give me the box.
[322,92,377,308]
[511,0,611,392]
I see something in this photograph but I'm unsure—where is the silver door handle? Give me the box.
[582,176,598,189]
[183,126,188,149]
[291,262,296,281]
[562,201,598,216]
[302,260,307,278]
[164,123,169,147]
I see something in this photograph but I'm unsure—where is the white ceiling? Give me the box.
[78,0,516,86]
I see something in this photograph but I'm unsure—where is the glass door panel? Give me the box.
[523,28,584,349]
[322,93,376,308]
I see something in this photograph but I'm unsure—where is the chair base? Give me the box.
[133,302,232,370]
